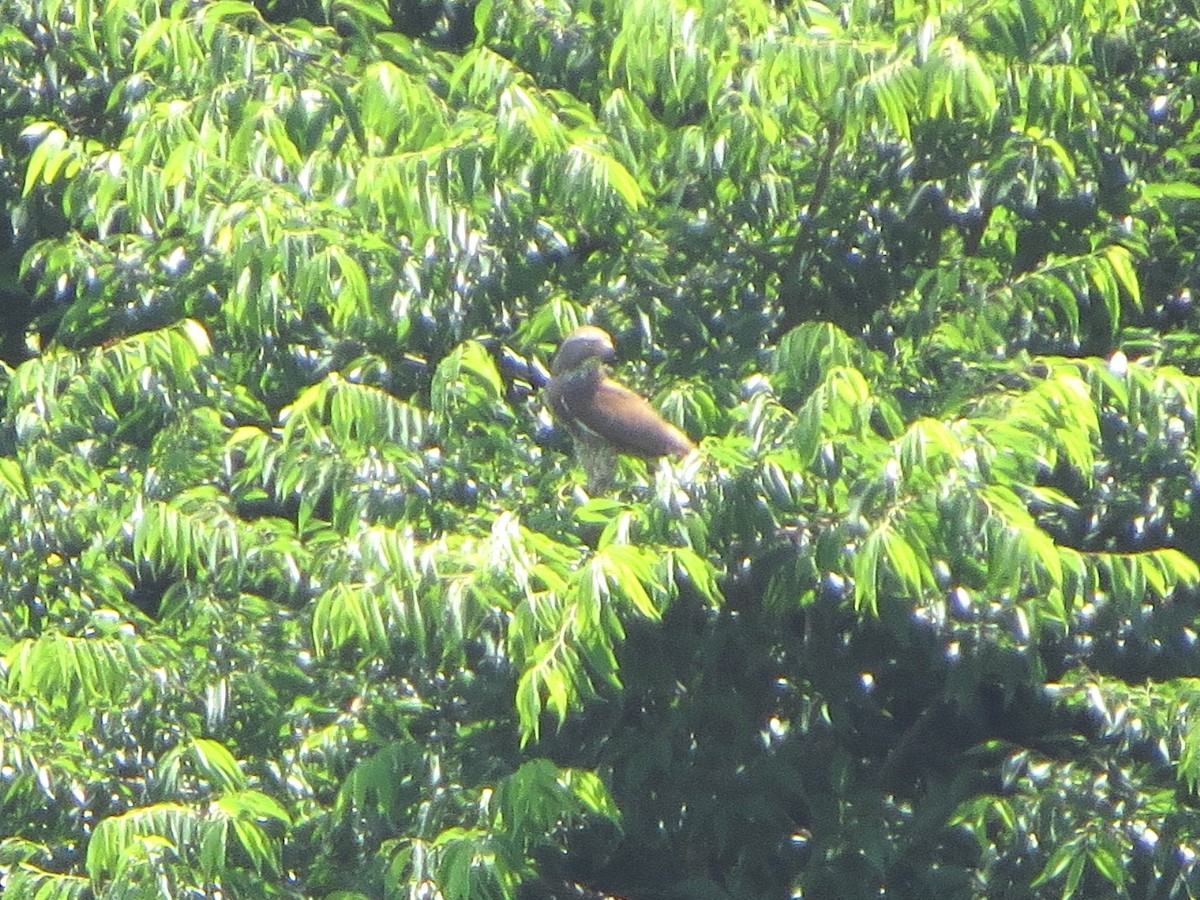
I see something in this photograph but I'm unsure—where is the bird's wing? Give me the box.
[563,377,694,459]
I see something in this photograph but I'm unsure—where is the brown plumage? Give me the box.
[546,326,694,489]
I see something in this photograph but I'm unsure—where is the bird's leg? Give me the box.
[578,433,618,492]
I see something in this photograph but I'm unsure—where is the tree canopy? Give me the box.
[2,0,1200,897]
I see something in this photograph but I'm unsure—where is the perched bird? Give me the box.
[546,326,694,490]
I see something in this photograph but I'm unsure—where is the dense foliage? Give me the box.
[2,0,1200,897]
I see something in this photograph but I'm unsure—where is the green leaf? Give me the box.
[670,547,722,606]
[1063,850,1086,898]
[190,739,247,792]
[0,458,28,498]
[1103,244,1141,309]
[1088,838,1126,889]
[199,0,260,22]
[596,544,663,620]
[431,340,506,420]
[21,125,68,194]
[231,817,277,876]
[574,498,628,525]
[1031,840,1081,889]
[1142,181,1200,199]
[881,525,927,598]
[853,530,882,615]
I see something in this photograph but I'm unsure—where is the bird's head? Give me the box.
[551,326,616,376]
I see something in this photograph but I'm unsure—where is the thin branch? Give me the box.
[775,120,843,338]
